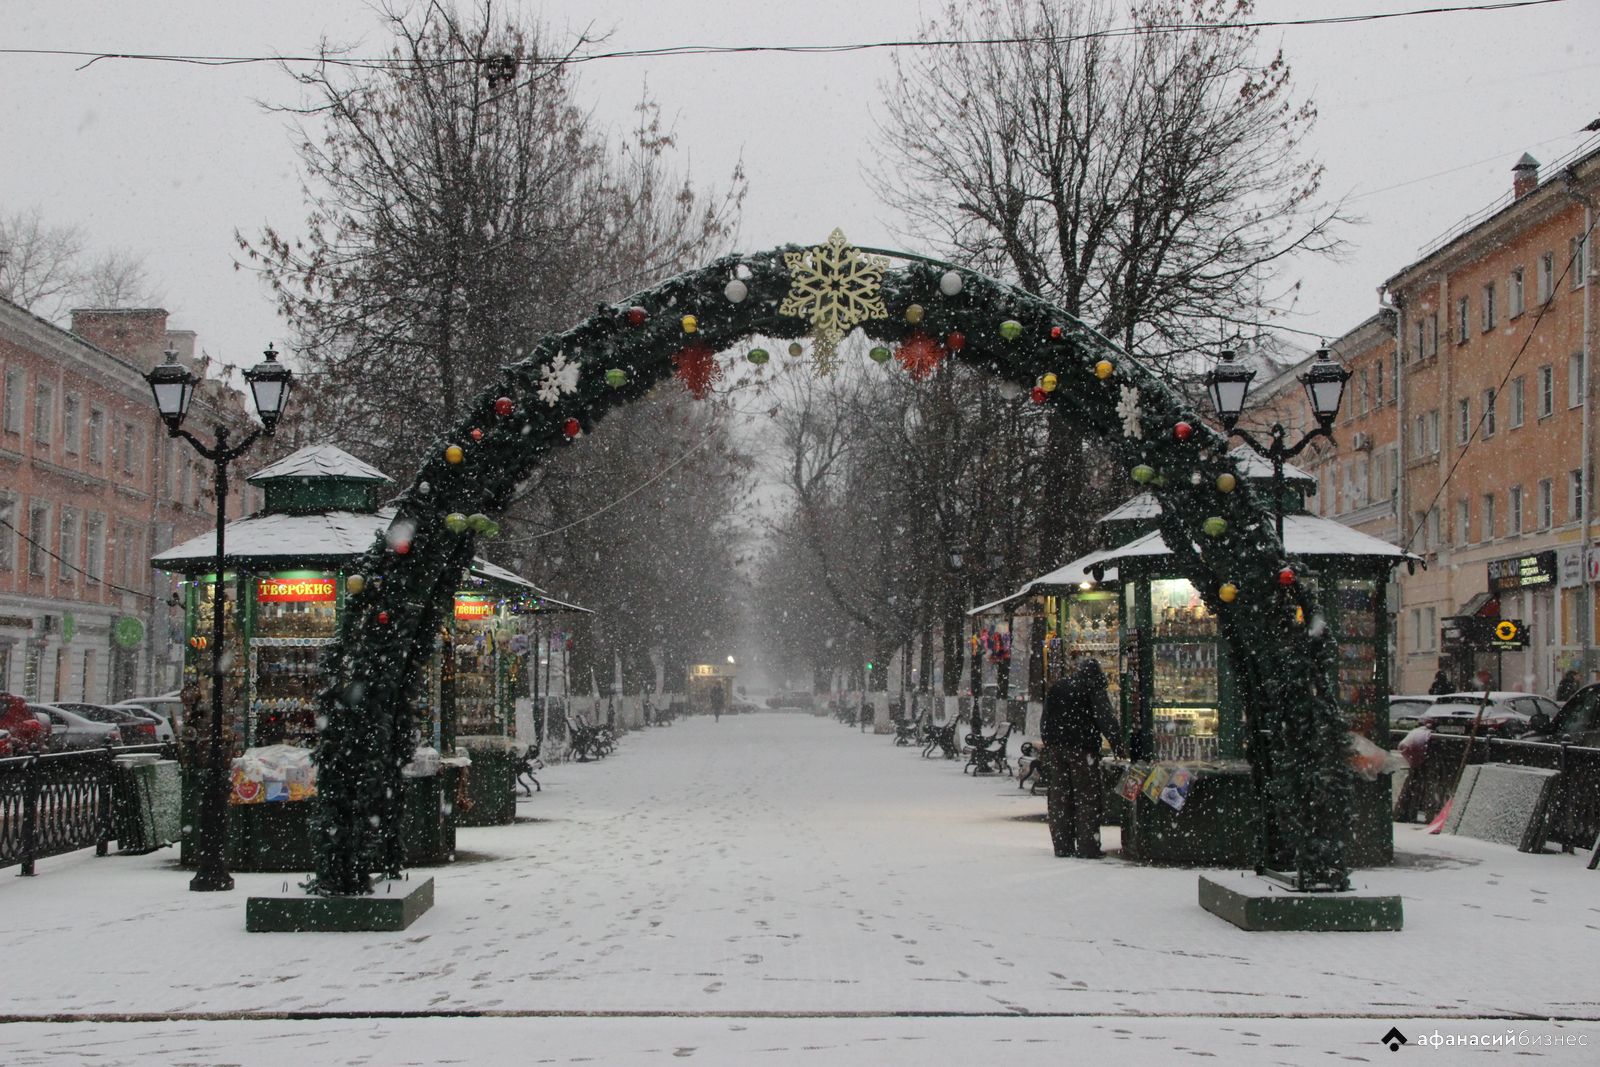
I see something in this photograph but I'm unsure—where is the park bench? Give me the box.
[964,721,1013,777]
[892,714,921,746]
[1016,740,1049,794]
[922,718,960,760]
[516,743,542,794]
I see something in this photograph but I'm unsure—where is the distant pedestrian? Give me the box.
[1427,669,1451,696]
[1555,669,1581,703]
[1039,657,1120,859]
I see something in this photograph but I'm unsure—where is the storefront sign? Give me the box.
[111,616,145,649]
[453,595,495,621]
[257,575,336,603]
[1487,551,1557,594]
[1488,618,1528,651]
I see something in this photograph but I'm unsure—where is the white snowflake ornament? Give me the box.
[537,351,581,406]
[1117,385,1143,439]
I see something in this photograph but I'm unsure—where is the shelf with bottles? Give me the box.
[254,599,336,641]
[1151,639,1219,705]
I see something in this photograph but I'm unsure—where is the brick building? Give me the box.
[0,301,258,702]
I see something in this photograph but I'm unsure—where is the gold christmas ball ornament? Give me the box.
[345,574,366,596]
[1215,472,1237,494]
[905,304,925,325]
[788,341,805,358]
[681,314,699,334]
[444,445,465,465]
[1218,582,1239,603]
[1040,372,1059,393]
[1093,359,1114,380]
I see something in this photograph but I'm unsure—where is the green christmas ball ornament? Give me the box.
[1131,464,1156,484]
[444,512,469,534]
[747,347,770,365]
[468,513,491,534]
[868,345,891,364]
[481,520,501,539]
[1202,516,1228,538]
[998,319,1022,341]
[605,367,627,388]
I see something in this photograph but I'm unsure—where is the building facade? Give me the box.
[0,302,257,703]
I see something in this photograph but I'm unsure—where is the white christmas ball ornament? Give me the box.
[724,279,748,304]
[939,270,963,296]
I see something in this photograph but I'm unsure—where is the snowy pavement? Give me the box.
[1,712,1597,1064]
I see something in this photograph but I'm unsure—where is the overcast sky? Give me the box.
[2,0,1596,378]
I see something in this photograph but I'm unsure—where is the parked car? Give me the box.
[1521,683,1600,747]
[766,691,816,709]
[52,702,164,744]
[27,703,122,750]
[115,692,186,735]
[0,692,51,751]
[0,728,11,757]
[1418,691,1560,739]
[1389,693,1443,730]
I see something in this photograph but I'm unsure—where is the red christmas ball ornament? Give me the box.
[494,396,514,418]
[377,610,391,625]
[1174,420,1194,442]
[469,428,484,442]
[946,331,966,351]
[1049,325,1064,341]
[394,540,411,556]
[1030,386,1047,404]
[625,306,648,327]
[563,417,581,438]
[1277,566,1297,587]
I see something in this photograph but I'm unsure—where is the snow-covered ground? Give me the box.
[1,713,1596,1064]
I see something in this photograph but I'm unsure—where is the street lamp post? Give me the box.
[145,344,293,892]
[1204,347,1351,541]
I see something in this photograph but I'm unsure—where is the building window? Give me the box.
[1539,365,1554,418]
[1509,485,1523,535]
[1,367,22,433]
[1481,493,1496,542]
[1538,479,1554,530]
[57,509,78,581]
[1425,607,1437,651]
[120,423,140,476]
[1426,313,1438,356]
[1427,507,1441,548]
[1571,352,1586,409]
[1457,397,1471,445]
[1538,251,1555,302]
[0,492,15,571]
[33,382,53,447]
[1457,499,1470,545]
[1571,469,1584,524]
[1482,282,1496,331]
[1359,368,1371,416]
[84,514,103,584]
[1483,389,1497,438]
[1425,410,1440,455]
[1574,234,1590,290]
[1375,358,1385,406]
[27,503,49,577]
[1456,296,1470,343]
[1509,377,1525,429]
[1510,267,1525,318]
[62,395,80,454]
[88,409,104,464]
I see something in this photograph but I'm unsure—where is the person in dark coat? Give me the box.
[1039,656,1120,858]
[1427,669,1451,696]
[1555,669,1581,704]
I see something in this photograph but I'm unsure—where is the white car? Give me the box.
[115,692,186,736]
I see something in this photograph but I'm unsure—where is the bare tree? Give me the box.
[78,249,162,309]
[0,208,86,318]
[238,0,743,480]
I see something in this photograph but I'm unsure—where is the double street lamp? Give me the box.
[1204,347,1351,541]
[145,344,293,892]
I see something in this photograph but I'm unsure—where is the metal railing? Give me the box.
[0,742,172,875]
[1391,732,1600,851]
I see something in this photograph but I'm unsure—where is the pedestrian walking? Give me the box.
[1427,669,1451,696]
[1555,669,1580,703]
[1039,656,1121,858]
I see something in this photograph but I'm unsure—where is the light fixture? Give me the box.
[144,346,198,437]
[243,343,294,435]
[1300,347,1350,429]
[1203,349,1255,432]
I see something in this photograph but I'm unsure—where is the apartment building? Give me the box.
[0,301,257,702]
[1382,147,1598,695]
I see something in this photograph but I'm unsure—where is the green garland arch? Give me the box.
[309,235,1353,896]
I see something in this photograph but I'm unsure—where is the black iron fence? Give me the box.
[1392,731,1600,851]
[0,743,172,875]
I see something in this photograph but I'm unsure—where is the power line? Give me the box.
[0,514,158,603]
[0,1,1569,72]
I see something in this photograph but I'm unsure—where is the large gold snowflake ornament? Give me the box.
[779,229,889,374]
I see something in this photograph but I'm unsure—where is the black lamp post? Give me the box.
[146,344,293,892]
[1205,347,1350,541]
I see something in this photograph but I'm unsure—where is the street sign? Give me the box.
[1488,618,1528,651]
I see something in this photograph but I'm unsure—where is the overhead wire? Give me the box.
[0,514,159,603]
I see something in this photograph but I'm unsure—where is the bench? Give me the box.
[964,722,1013,776]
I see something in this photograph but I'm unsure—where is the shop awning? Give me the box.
[1094,514,1420,570]
[966,547,1122,616]
[151,508,393,572]
[464,558,593,615]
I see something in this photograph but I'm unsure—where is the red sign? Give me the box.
[257,576,336,603]
[454,596,495,621]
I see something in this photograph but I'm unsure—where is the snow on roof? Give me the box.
[247,444,391,485]
[1097,514,1419,568]
[1099,493,1160,523]
[967,548,1121,615]
[152,508,392,569]
[466,558,594,614]
[1226,445,1315,486]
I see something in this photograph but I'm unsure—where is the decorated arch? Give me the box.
[312,232,1352,896]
